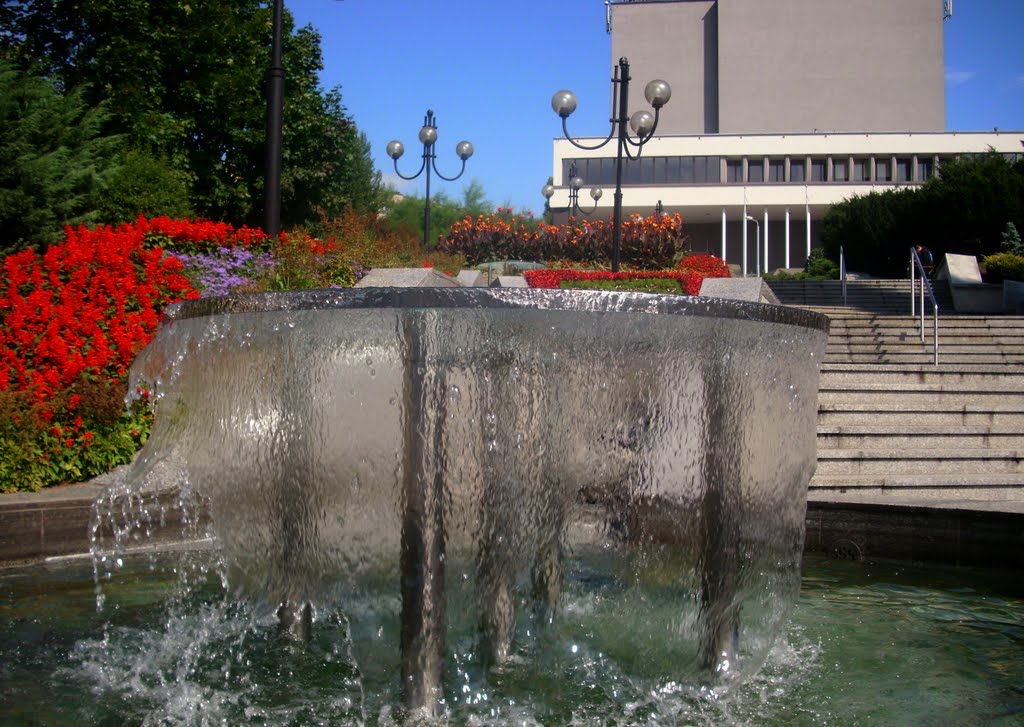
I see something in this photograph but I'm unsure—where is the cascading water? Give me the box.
[89,287,829,721]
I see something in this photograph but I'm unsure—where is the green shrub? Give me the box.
[981,252,1024,283]
[560,278,685,294]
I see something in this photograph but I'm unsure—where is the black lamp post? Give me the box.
[552,57,671,271]
[541,162,602,220]
[264,0,285,238]
[387,110,474,249]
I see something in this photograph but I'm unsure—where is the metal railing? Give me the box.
[910,247,939,365]
[839,245,847,306]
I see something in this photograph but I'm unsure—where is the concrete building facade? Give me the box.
[549,0,1023,273]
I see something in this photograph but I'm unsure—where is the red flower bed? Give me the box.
[0,218,226,491]
[524,268,704,295]
[677,253,731,279]
[1,223,198,403]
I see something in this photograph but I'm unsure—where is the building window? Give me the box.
[747,159,764,183]
[832,159,849,182]
[895,158,912,182]
[852,158,870,182]
[917,158,934,181]
[810,158,826,182]
[768,159,785,182]
[726,159,743,183]
[789,158,805,182]
[875,158,891,182]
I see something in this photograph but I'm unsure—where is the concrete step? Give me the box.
[817,425,1024,449]
[817,403,1024,427]
[820,364,1024,388]
[827,342,1024,354]
[816,448,1024,475]
[809,473,1024,498]
[823,352,1024,365]
[819,384,1024,407]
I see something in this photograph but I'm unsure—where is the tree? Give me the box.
[0,62,117,252]
[2,0,385,228]
[822,152,1024,277]
[1002,222,1023,255]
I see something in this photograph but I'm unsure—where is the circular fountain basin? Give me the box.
[94,287,829,713]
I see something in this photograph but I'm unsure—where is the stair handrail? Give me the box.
[909,246,939,365]
[839,245,847,306]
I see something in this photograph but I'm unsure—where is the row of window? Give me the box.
[562,153,1021,188]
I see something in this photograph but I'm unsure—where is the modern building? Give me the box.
[548,0,1024,274]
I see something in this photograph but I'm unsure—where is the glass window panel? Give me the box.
[706,156,721,183]
[789,159,805,182]
[726,160,743,183]
[664,156,680,183]
[694,156,708,184]
[875,159,891,182]
[768,159,785,182]
[832,159,848,182]
[680,156,694,183]
[852,158,869,182]
[748,159,764,183]
[917,158,933,181]
[896,158,912,182]
[640,157,655,185]
[810,159,826,182]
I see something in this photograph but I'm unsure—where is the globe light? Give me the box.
[456,140,474,160]
[386,140,404,160]
[590,188,603,201]
[644,79,672,109]
[542,184,555,200]
[418,125,438,145]
[551,89,578,118]
[570,176,584,191]
[629,110,655,138]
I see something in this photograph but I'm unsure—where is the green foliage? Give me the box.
[0,61,118,252]
[3,0,386,230]
[763,248,839,281]
[94,149,193,223]
[561,278,685,294]
[805,247,840,278]
[981,252,1024,283]
[384,189,481,248]
[1001,222,1023,255]
[822,152,1024,277]
[0,381,152,493]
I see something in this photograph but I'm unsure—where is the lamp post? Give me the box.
[551,57,671,271]
[744,214,760,276]
[387,110,474,249]
[654,200,664,218]
[541,162,603,220]
[264,0,285,238]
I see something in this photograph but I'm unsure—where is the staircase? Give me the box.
[769,277,955,315]
[768,279,1024,503]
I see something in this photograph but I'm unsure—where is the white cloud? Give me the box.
[945,70,976,85]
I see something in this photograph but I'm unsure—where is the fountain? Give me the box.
[87,286,829,720]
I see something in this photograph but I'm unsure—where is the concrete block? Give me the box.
[1004,280,1024,313]
[355,267,461,288]
[495,275,529,288]
[699,277,780,304]
[455,269,488,287]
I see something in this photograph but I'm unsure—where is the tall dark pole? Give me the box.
[264,0,285,238]
[611,58,630,273]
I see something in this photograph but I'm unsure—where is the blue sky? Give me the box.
[288,0,1024,216]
